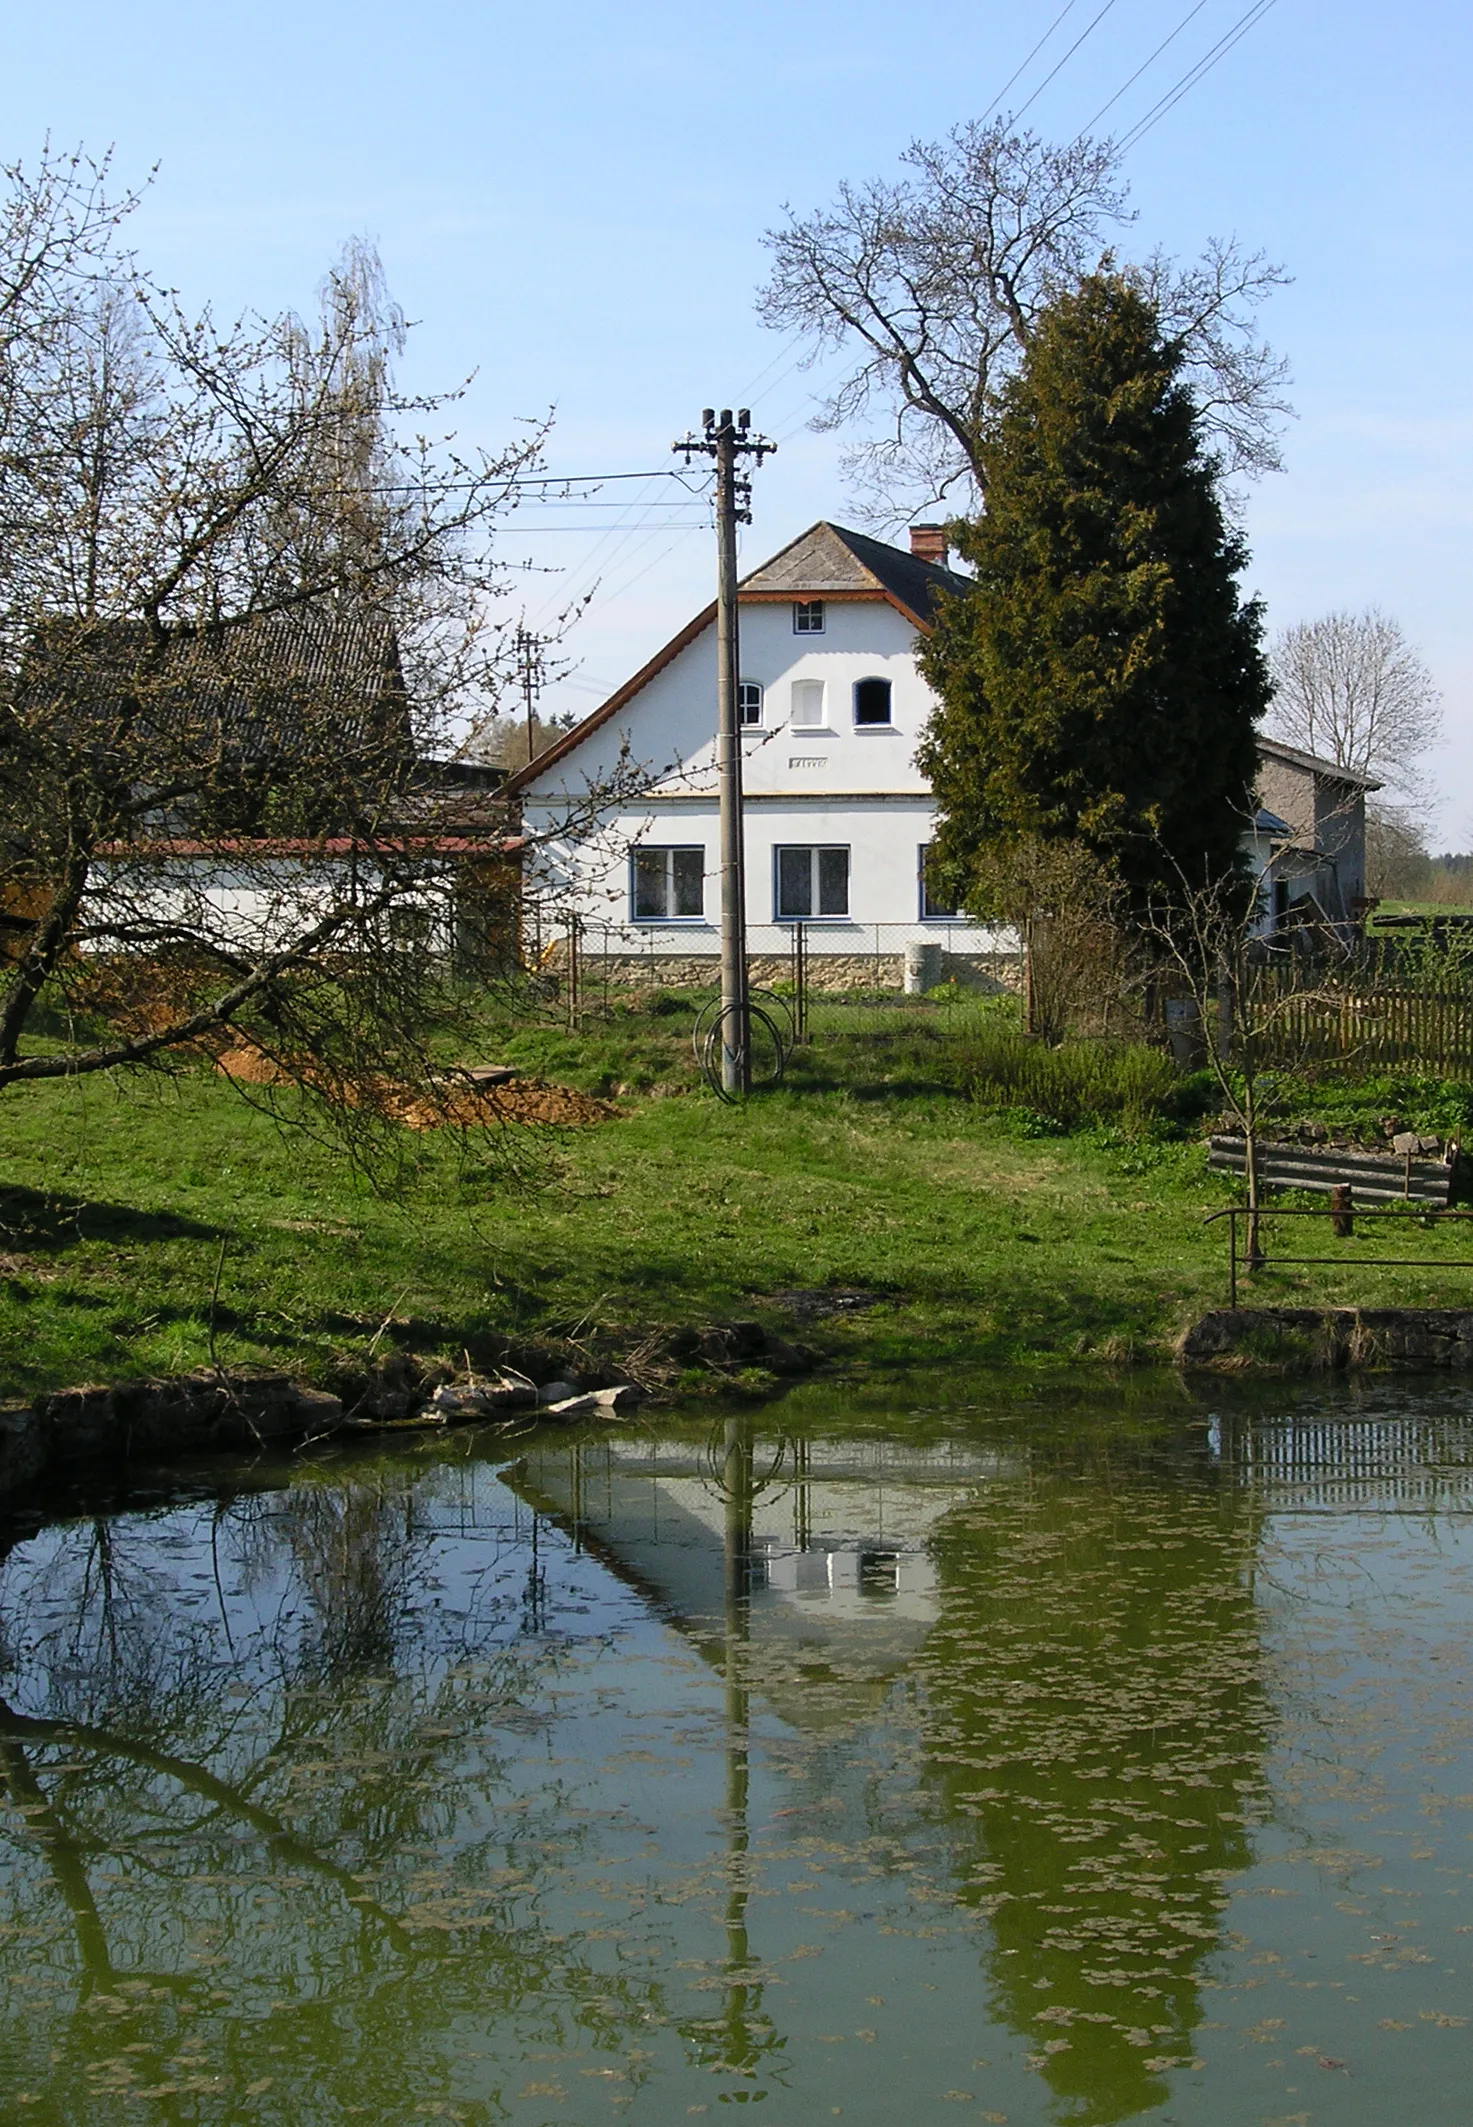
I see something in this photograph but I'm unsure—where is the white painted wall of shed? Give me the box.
[85,856,451,954]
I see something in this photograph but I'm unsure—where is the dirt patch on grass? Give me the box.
[0,1252,59,1283]
[402,1082,616,1129]
[214,1042,615,1129]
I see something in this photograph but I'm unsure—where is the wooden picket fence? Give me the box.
[1255,968,1473,1075]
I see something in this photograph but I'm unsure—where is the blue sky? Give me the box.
[5,1,1471,833]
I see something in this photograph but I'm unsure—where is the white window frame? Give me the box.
[630,844,706,924]
[792,600,826,635]
[853,676,893,728]
[918,843,961,922]
[790,678,828,731]
[738,679,763,728]
[774,844,851,922]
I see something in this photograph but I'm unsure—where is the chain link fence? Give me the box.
[522,915,1022,1045]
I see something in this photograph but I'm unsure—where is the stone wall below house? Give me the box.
[569,951,1023,995]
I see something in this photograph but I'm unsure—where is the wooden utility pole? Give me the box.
[674,409,775,1094]
[514,626,546,765]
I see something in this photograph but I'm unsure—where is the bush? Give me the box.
[957,1026,1183,1132]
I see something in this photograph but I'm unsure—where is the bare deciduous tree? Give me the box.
[757,116,1290,519]
[1269,609,1441,801]
[0,155,635,1167]
[1270,609,1442,911]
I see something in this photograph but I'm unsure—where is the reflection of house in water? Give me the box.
[507,1428,1016,2098]
[506,1433,1011,1725]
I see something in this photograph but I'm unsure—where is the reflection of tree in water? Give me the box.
[918,1450,1270,2125]
[0,1467,673,2123]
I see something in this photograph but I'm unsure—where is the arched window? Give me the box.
[853,677,892,726]
[738,680,763,727]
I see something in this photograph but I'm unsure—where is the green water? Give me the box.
[2,1375,1473,2123]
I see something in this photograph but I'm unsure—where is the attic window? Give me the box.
[793,600,825,634]
[790,679,826,729]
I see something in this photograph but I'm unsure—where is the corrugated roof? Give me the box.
[17,609,411,757]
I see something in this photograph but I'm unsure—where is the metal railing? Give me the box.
[1205,1202,1473,1310]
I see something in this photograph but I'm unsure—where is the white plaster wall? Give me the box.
[523,791,1011,954]
[521,595,938,812]
[518,590,1016,949]
[85,858,450,954]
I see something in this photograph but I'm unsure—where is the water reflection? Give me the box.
[0,1471,665,2120]
[510,1421,1269,2121]
[919,1447,1268,2121]
[0,1386,1471,2123]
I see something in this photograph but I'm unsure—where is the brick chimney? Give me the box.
[909,523,948,566]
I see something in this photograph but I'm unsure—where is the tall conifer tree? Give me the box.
[917,274,1269,911]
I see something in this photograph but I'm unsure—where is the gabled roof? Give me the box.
[739,521,969,624]
[1258,735,1381,792]
[502,521,968,793]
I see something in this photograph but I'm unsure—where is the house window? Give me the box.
[919,844,959,920]
[854,677,892,726]
[793,600,825,634]
[790,678,827,729]
[632,846,704,921]
[388,902,435,951]
[775,845,850,920]
[738,680,763,727]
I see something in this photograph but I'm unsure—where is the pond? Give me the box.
[0,1372,1472,2123]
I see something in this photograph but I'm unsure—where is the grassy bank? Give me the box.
[5,991,1473,1399]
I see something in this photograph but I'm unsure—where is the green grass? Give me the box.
[954,1021,1189,1132]
[7,992,1473,1400]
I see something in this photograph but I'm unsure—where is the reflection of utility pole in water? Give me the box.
[677,1412,787,2090]
[722,1413,755,2042]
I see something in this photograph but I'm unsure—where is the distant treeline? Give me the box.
[1378,849,1473,903]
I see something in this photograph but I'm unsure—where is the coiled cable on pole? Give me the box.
[697,1001,788,1102]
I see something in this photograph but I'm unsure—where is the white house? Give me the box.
[505,521,1018,989]
[507,520,1379,987]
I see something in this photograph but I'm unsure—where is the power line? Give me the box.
[1013,0,1125,122]
[502,522,706,533]
[1117,0,1280,151]
[1077,0,1215,135]
[524,473,690,630]
[371,467,714,496]
[731,334,809,404]
[979,1,1083,123]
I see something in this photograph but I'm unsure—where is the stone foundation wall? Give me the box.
[1179,1307,1473,1371]
[565,951,1022,996]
